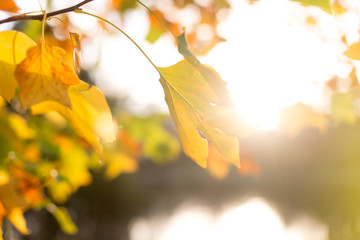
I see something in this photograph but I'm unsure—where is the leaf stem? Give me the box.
[40,10,47,42]
[135,0,177,39]
[0,0,94,24]
[75,10,161,75]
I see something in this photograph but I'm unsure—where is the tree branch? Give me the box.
[0,0,94,25]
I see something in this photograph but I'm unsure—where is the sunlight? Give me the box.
[204,0,350,130]
[129,197,328,240]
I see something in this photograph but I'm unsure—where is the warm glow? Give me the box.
[129,197,328,240]
[91,0,354,130]
[204,0,350,130]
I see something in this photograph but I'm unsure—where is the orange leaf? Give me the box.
[0,0,19,13]
[15,42,81,109]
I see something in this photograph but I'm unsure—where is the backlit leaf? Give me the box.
[0,0,19,13]
[31,82,116,155]
[158,58,251,167]
[15,42,81,109]
[0,31,36,102]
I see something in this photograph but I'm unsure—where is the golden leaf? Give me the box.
[15,42,81,109]
[8,114,36,139]
[158,58,252,168]
[31,82,116,155]
[105,152,138,180]
[344,42,360,60]
[0,31,36,102]
[0,178,30,234]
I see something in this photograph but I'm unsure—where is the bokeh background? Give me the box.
[2,0,360,239]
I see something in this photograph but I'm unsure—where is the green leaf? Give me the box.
[175,31,196,59]
[291,0,331,12]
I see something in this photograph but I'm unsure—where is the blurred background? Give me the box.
[2,0,360,239]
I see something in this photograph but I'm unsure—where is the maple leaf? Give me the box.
[0,0,19,13]
[0,31,36,102]
[15,42,81,109]
[158,58,252,168]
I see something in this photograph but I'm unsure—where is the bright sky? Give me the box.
[6,0,359,130]
[91,0,356,130]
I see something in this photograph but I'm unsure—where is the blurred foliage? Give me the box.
[0,0,360,239]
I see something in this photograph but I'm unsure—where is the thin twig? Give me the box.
[0,0,94,25]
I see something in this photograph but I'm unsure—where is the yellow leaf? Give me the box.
[46,204,78,234]
[47,181,72,204]
[31,82,116,155]
[15,42,81,109]
[105,152,138,180]
[0,171,9,186]
[8,114,36,139]
[158,58,251,168]
[0,178,30,234]
[344,42,360,60]
[0,0,19,13]
[0,31,36,102]
[8,207,30,234]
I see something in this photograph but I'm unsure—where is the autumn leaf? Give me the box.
[158,58,252,167]
[344,42,360,60]
[31,82,116,155]
[46,203,78,234]
[0,178,31,234]
[0,31,36,102]
[0,0,19,13]
[146,10,181,43]
[15,42,81,109]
